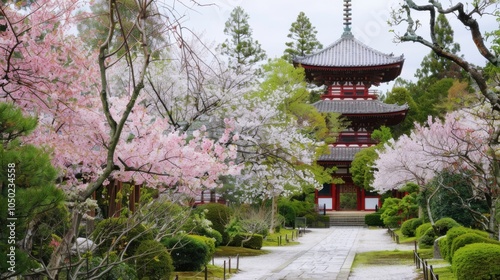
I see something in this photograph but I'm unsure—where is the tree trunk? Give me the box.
[46,211,82,279]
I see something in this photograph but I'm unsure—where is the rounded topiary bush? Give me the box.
[434,217,460,236]
[419,227,437,248]
[401,218,423,237]
[162,235,210,271]
[452,243,500,280]
[228,234,263,250]
[134,240,173,280]
[365,212,384,227]
[92,218,153,256]
[444,226,489,262]
[415,222,432,239]
[450,233,500,262]
[438,236,450,261]
[195,203,232,244]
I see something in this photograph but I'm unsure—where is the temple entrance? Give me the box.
[339,184,358,210]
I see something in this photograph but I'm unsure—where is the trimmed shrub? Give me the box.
[134,240,173,280]
[365,212,384,227]
[450,233,500,262]
[415,222,432,239]
[190,235,216,261]
[438,236,450,262]
[452,243,500,280]
[162,235,210,271]
[195,203,232,244]
[434,217,460,236]
[443,226,489,262]
[92,218,153,256]
[228,234,263,250]
[419,227,437,248]
[401,218,423,237]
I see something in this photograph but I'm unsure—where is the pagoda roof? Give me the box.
[293,33,404,68]
[293,33,404,85]
[313,99,408,115]
[318,146,362,162]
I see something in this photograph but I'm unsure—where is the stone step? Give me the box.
[325,211,369,226]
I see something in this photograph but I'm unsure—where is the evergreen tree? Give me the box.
[220,6,266,73]
[414,14,462,81]
[283,12,323,63]
[0,103,65,278]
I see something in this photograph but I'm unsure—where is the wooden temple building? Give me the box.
[293,0,408,211]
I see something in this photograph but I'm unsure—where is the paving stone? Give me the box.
[213,227,418,280]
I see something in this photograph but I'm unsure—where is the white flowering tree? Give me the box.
[373,104,500,236]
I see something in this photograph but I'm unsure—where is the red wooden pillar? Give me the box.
[359,188,366,211]
[332,184,338,211]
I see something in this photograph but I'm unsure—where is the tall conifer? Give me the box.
[283,12,323,63]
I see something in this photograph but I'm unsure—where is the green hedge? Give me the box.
[365,212,384,227]
[228,234,263,250]
[134,240,173,280]
[450,233,500,263]
[401,218,423,237]
[452,243,500,280]
[441,226,489,262]
[161,235,211,271]
[415,222,432,239]
[434,217,460,236]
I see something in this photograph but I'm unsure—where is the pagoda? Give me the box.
[293,0,408,211]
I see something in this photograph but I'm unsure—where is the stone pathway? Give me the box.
[214,227,419,280]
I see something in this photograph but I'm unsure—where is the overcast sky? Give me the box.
[179,0,498,93]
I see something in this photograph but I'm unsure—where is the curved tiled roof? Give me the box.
[313,99,408,114]
[318,146,363,162]
[293,33,404,68]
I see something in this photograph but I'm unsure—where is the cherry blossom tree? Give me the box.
[1,1,241,277]
[373,104,499,236]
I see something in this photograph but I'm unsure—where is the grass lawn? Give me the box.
[394,229,418,244]
[215,246,269,257]
[263,228,300,247]
[173,264,230,280]
[352,250,415,267]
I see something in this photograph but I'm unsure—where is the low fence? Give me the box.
[413,241,439,280]
[387,228,399,244]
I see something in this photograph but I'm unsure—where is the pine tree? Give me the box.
[283,12,323,63]
[0,103,65,278]
[414,14,462,80]
[220,6,266,73]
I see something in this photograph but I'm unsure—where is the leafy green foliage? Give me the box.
[364,212,384,227]
[194,203,232,244]
[452,243,500,280]
[382,87,418,138]
[162,235,211,272]
[81,255,138,280]
[227,234,263,250]
[278,202,297,227]
[419,227,437,248]
[92,218,153,257]
[380,198,402,227]
[450,233,500,263]
[0,103,64,277]
[434,217,460,236]
[401,218,423,237]
[415,223,432,240]
[134,240,173,280]
[442,226,489,262]
[421,171,488,228]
